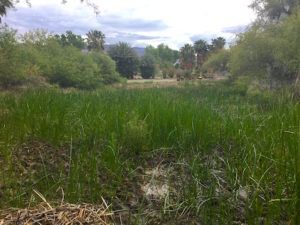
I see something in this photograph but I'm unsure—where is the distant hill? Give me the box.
[104,45,145,57]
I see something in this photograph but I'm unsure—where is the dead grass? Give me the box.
[0,202,113,225]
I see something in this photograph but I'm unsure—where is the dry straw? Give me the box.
[0,190,113,225]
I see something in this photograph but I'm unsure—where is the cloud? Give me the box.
[105,31,163,45]
[3,5,92,34]
[2,3,168,47]
[190,34,216,43]
[99,15,168,32]
[221,25,248,34]
[2,0,256,49]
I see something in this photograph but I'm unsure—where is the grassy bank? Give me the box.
[0,82,299,224]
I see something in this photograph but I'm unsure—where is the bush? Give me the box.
[39,40,102,89]
[229,13,300,87]
[202,49,230,74]
[90,52,121,85]
[161,63,176,78]
[175,68,185,80]
[0,27,121,89]
[0,26,27,87]
[140,54,156,79]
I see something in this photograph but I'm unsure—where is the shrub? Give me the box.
[90,52,121,84]
[140,54,156,79]
[202,49,231,74]
[0,27,121,89]
[39,40,102,89]
[0,26,27,87]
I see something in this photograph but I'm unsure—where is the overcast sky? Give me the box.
[2,0,256,49]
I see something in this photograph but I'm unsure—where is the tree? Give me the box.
[108,42,139,79]
[0,25,26,87]
[194,39,209,70]
[211,37,226,52]
[21,29,48,46]
[250,0,300,20]
[145,44,179,68]
[179,44,195,71]
[54,31,85,49]
[202,49,231,74]
[86,30,105,51]
[0,0,13,21]
[140,54,156,79]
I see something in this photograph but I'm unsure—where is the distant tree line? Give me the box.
[2,0,300,93]
[0,27,120,89]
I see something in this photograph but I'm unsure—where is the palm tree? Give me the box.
[194,39,209,70]
[86,30,105,51]
[0,0,13,22]
[179,44,195,71]
[211,37,226,52]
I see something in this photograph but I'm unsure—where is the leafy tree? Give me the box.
[108,42,139,79]
[145,44,179,69]
[211,37,226,52]
[54,31,85,49]
[140,54,156,79]
[0,0,13,21]
[229,17,299,88]
[86,30,105,51]
[179,44,195,71]
[194,39,209,70]
[0,25,26,87]
[22,29,50,47]
[250,0,300,20]
[202,49,231,74]
[157,44,178,63]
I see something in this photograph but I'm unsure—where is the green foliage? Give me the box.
[54,30,85,49]
[250,0,300,20]
[0,0,13,17]
[194,39,209,69]
[0,27,120,89]
[162,65,176,78]
[145,44,178,64]
[90,52,121,84]
[145,44,179,74]
[0,26,28,87]
[210,37,226,52]
[122,113,149,156]
[179,44,195,71]
[230,12,300,85]
[228,1,300,90]
[0,84,299,224]
[202,49,231,74]
[43,43,102,89]
[108,42,139,79]
[140,54,156,79]
[86,30,105,51]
